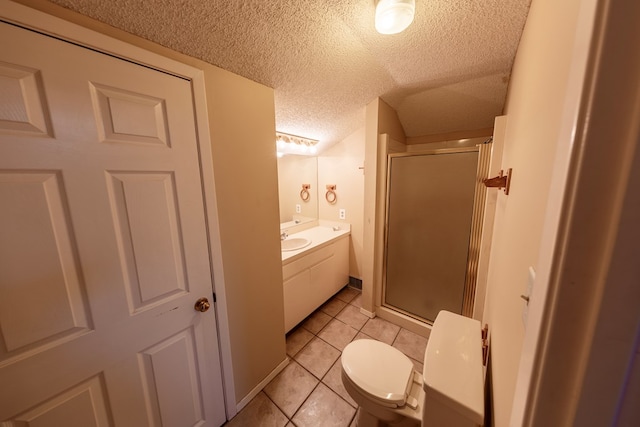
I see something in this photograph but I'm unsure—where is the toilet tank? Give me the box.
[422,311,484,427]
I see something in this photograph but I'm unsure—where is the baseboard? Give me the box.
[235,357,289,413]
[376,306,431,338]
[359,307,375,319]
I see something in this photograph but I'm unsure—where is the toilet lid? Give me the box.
[341,339,414,406]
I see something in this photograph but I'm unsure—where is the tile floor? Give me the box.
[224,286,428,427]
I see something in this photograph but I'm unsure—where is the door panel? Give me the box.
[11,375,112,427]
[0,22,225,426]
[90,82,170,147]
[139,328,204,426]
[106,171,188,312]
[0,61,52,136]
[0,171,91,357]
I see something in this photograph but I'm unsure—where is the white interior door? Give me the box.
[0,21,226,426]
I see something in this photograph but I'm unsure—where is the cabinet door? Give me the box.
[331,238,350,294]
[309,238,349,303]
[283,269,313,332]
[309,253,338,304]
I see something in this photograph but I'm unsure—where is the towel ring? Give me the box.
[325,190,336,203]
[300,184,311,202]
[325,184,337,204]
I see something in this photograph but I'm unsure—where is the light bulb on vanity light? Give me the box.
[275,131,319,156]
[375,0,415,35]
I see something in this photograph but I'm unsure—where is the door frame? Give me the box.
[0,0,236,419]
[510,0,640,424]
[381,147,481,324]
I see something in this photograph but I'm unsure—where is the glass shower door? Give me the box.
[383,149,479,323]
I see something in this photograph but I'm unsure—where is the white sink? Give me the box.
[281,237,311,251]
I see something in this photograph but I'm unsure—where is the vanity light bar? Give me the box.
[275,131,319,147]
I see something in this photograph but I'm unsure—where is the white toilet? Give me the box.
[341,311,484,427]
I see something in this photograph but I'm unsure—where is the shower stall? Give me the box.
[382,144,490,323]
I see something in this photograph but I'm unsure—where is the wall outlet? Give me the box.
[339,208,346,220]
[295,204,301,213]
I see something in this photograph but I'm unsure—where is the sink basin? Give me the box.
[281,237,311,251]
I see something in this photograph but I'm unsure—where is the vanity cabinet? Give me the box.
[283,235,349,332]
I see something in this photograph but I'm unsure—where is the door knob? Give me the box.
[194,297,211,312]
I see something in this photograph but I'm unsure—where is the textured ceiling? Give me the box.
[49,0,531,152]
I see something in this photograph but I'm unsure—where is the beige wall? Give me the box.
[17,0,287,407]
[481,0,586,424]
[509,0,640,423]
[318,125,366,279]
[377,99,408,143]
[406,136,490,152]
[362,98,406,314]
[206,67,286,404]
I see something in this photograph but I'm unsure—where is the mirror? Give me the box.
[277,155,318,227]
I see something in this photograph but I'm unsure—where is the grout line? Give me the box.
[260,390,290,422]
[288,380,322,424]
[288,332,316,359]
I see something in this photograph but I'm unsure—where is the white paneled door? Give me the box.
[0,22,226,426]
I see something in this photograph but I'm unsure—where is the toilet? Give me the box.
[341,311,484,427]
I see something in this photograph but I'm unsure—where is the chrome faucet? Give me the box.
[280,231,288,241]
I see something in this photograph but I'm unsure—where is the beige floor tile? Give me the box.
[292,383,356,427]
[286,327,314,357]
[318,319,358,351]
[392,328,428,362]
[225,392,288,427]
[322,359,357,407]
[350,293,363,308]
[302,310,332,334]
[353,331,374,341]
[264,361,319,418]
[295,337,341,379]
[335,287,360,303]
[321,298,347,317]
[360,317,400,345]
[335,304,369,330]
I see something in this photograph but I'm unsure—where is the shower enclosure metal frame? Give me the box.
[381,144,491,323]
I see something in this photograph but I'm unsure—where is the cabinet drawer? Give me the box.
[282,243,335,281]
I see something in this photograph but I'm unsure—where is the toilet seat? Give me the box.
[341,339,415,408]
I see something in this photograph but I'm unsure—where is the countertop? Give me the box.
[281,223,350,264]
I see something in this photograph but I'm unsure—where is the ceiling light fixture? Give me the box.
[275,132,319,156]
[375,0,416,35]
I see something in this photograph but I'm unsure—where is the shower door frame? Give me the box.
[381,145,490,323]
